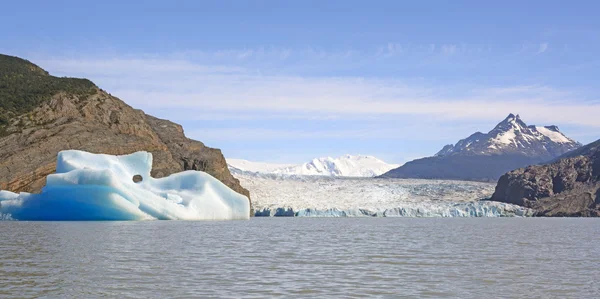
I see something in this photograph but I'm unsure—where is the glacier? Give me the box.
[255,202,533,217]
[236,172,533,217]
[0,150,250,221]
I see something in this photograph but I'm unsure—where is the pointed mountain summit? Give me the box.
[434,113,580,159]
[382,114,582,181]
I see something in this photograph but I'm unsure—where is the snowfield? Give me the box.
[228,154,399,177]
[233,171,533,217]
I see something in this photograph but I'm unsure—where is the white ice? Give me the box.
[235,172,532,217]
[228,154,400,177]
[0,150,250,221]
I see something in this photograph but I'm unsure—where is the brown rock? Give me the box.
[0,89,252,214]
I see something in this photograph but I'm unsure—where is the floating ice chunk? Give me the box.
[0,150,250,221]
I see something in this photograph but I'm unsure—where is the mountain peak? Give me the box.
[434,114,581,158]
[491,113,528,134]
[502,113,520,122]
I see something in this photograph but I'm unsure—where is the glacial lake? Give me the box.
[1,218,599,298]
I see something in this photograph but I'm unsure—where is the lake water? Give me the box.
[1,218,599,298]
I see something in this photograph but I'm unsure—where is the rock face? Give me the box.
[490,139,600,216]
[0,54,251,212]
[381,114,581,181]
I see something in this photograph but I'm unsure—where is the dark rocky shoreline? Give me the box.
[491,140,600,217]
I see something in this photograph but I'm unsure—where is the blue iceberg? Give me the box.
[0,150,250,220]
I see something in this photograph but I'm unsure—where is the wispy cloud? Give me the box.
[35,55,600,128]
[187,122,486,142]
[536,42,549,54]
[24,48,600,162]
[377,43,403,57]
[441,44,458,56]
[376,42,481,57]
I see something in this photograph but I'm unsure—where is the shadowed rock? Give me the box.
[490,140,600,216]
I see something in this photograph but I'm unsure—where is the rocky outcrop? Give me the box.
[490,140,600,216]
[0,55,251,213]
[530,184,600,217]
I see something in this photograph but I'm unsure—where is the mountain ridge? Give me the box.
[434,114,580,159]
[382,114,581,181]
[228,154,399,177]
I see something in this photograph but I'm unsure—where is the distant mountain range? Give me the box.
[228,155,400,177]
[381,114,582,181]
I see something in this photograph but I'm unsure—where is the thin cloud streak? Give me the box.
[536,42,549,54]
[187,122,483,141]
[35,55,600,128]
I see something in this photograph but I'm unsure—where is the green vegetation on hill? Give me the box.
[0,54,96,127]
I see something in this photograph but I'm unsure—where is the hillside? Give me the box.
[0,54,251,212]
[0,54,96,132]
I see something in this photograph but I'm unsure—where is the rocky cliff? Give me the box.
[490,139,600,216]
[0,54,251,212]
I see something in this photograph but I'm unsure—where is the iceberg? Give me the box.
[0,150,250,221]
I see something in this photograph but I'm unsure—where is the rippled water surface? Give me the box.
[1,218,599,298]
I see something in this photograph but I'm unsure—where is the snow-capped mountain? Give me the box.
[382,114,582,181]
[227,155,399,177]
[434,114,581,159]
[274,155,400,177]
[226,159,295,173]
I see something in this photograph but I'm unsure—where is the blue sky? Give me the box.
[2,0,600,163]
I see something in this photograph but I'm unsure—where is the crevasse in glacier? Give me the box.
[0,150,250,221]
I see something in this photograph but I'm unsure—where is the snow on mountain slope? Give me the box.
[434,114,581,159]
[535,126,574,144]
[226,159,295,173]
[227,155,399,177]
[382,114,582,181]
[274,155,400,177]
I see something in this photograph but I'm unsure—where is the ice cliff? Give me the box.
[0,151,250,220]
[255,202,533,217]
[236,172,533,217]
